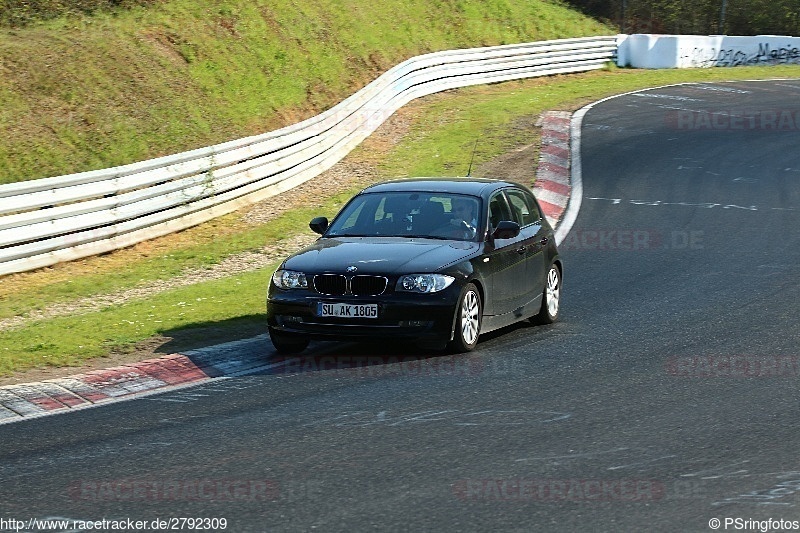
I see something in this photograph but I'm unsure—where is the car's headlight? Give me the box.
[396,274,455,294]
[272,269,308,289]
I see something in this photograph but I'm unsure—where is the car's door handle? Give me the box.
[540,237,549,246]
[516,246,527,254]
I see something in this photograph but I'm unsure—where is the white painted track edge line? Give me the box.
[553,82,706,245]
[554,107,584,246]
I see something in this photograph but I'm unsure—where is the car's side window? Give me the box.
[523,190,543,222]
[487,192,512,229]
[505,189,541,227]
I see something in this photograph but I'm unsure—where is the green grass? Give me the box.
[0,0,613,184]
[3,64,800,376]
[0,266,276,373]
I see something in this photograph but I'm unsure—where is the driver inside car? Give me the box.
[450,197,478,238]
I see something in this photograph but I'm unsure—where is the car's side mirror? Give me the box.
[309,216,329,235]
[492,220,520,240]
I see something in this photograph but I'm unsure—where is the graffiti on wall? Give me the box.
[684,42,800,67]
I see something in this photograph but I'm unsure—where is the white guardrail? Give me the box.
[0,36,617,276]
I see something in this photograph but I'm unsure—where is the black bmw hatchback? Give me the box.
[266,178,562,354]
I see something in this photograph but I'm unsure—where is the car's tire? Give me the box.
[268,327,309,354]
[448,283,482,353]
[532,263,561,325]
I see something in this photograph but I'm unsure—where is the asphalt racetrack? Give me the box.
[2,79,800,532]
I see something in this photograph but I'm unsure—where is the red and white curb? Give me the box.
[534,110,572,227]
[1,109,577,425]
[0,335,295,425]
[0,353,211,424]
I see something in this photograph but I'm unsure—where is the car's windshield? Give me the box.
[326,191,482,241]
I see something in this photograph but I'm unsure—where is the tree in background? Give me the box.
[563,0,800,35]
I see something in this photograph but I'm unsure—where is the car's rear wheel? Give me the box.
[532,263,561,325]
[268,327,309,354]
[449,283,482,353]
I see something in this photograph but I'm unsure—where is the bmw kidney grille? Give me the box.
[313,274,388,296]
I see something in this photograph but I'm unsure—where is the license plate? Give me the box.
[317,302,379,319]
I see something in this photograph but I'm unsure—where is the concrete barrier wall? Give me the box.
[618,34,800,68]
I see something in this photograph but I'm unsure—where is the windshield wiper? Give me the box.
[400,234,451,240]
[329,233,454,240]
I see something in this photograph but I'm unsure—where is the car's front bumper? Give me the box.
[266,287,461,344]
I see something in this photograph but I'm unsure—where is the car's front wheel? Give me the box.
[449,283,482,353]
[532,263,561,325]
[268,327,309,354]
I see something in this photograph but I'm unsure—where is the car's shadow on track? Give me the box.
[144,313,555,381]
[258,320,550,378]
[148,315,266,353]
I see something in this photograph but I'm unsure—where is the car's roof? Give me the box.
[361,177,528,197]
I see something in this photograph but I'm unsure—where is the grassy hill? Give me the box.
[0,0,614,185]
